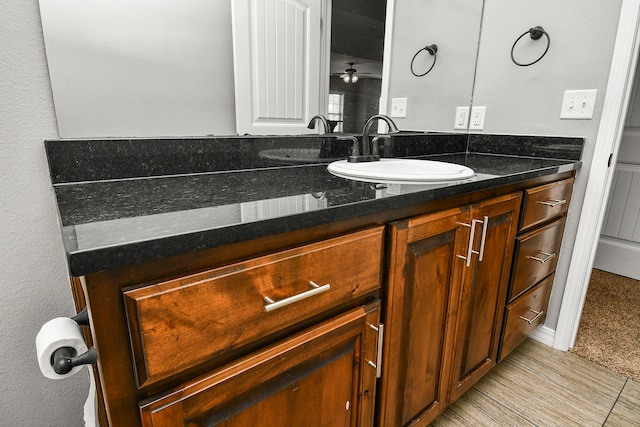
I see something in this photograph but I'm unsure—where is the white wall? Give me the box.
[0,1,87,425]
[39,0,237,138]
[474,0,623,329]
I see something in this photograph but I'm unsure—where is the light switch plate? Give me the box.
[560,89,597,119]
[391,97,408,117]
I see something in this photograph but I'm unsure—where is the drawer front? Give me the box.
[510,217,566,301]
[520,178,573,231]
[123,226,384,387]
[500,274,553,361]
[139,303,381,426]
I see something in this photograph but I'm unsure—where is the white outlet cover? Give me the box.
[454,106,470,130]
[469,106,486,131]
[391,97,408,118]
[560,89,597,119]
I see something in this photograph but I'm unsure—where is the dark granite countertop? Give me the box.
[46,133,583,276]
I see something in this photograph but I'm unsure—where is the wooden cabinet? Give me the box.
[378,193,521,426]
[448,193,522,402]
[123,228,384,387]
[82,226,384,426]
[71,173,577,426]
[139,302,381,427]
[501,274,553,358]
[499,177,574,361]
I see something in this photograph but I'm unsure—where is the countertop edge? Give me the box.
[66,161,580,276]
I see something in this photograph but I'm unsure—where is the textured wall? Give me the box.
[474,0,623,330]
[0,1,87,425]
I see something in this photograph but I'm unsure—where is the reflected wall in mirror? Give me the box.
[385,0,484,132]
[38,0,483,138]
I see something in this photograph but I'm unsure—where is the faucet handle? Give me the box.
[372,135,391,157]
[338,136,360,157]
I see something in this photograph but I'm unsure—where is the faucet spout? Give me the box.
[361,114,399,156]
[307,115,331,134]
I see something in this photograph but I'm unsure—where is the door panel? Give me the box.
[232,0,323,134]
[379,208,468,427]
[449,193,521,401]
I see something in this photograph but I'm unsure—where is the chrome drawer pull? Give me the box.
[263,281,330,312]
[519,308,544,324]
[478,216,489,261]
[366,323,384,378]
[526,251,556,263]
[456,221,478,267]
[537,198,566,207]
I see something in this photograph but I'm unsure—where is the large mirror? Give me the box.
[38,0,483,138]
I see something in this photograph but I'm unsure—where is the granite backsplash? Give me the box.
[45,133,583,184]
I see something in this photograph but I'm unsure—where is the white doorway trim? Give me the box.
[379,0,395,116]
[553,0,640,351]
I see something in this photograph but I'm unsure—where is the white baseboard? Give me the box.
[594,236,640,280]
[530,325,556,348]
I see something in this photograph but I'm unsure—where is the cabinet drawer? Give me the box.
[139,302,381,426]
[123,226,384,387]
[500,274,553,361]
[520,178,573,231]
[510,217,566,301]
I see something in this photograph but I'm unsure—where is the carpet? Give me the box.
[569,269,640,381]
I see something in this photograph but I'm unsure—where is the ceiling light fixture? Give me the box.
[341,63,359,84]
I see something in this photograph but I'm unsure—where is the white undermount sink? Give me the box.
[327,158,475,184]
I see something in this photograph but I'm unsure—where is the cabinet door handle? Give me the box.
[478,215,489,261]
[263,281,330,312]
[537,198,566,207]
[526,251,556,263]
[366,323,384,378]
[457,221,478,267]
[519,308,544,324]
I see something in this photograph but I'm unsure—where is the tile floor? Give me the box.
[431,339,640,426]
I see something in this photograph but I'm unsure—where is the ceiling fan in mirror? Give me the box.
[337,62,371,84]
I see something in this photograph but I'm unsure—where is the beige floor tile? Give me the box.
[509,339,627,405]
[432,388,535,427]
[430,339,632,427]
[604,378,640,426]
[476,360,615,427]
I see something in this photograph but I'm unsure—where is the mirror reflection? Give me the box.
[38,0,483,138]
[329,0,386,133]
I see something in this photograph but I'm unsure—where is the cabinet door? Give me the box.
[139,302,380,427]
[448,193,521,401]
[379,207,470,427]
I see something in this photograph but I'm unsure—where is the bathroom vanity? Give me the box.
[46,134,581,426]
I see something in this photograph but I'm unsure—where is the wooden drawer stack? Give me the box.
[499,178,574,360]
[122,227,384,425]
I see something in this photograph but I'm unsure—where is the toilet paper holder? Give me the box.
[51,308,97,375]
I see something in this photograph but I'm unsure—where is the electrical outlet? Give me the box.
[560,89,597,119]
[455,106,470,130]
[391,98,408,118]
[469,106,486,130]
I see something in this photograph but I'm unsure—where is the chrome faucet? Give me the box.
[307,115,331,134]
[362,114,399,157]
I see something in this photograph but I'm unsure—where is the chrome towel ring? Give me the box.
[411,44,438,76]
[511,26,550,67]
